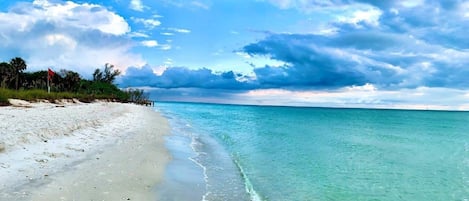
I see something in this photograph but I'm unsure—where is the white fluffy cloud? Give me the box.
[130,0,145,11]
[12,0,130,35]
[141,40,159,47]
[337,7,382,27]
[0,0,144,75]
[131,17,162,29]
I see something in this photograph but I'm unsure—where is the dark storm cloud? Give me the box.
[243,33,405,89]
[119,65,255,90]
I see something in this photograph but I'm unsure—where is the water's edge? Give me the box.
[154,107,251,201]
[154,109,206,201]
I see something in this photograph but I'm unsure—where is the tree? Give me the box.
[126,88,149,104]
[9,57,27,90]
[92,68,103,82]
[22,71,47,90]
[93,63,121,84]
[61,70,81,92]
[103,63,120,83]
[0,62,14,88]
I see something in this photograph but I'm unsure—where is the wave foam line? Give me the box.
[189,136,210,201]
[232,159,264,201]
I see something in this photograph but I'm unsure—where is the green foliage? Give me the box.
[0,57,149,105]
[78,80,129,101]
[22,70,47,90]
[49,69,82,92]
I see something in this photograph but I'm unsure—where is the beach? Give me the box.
[0,101,170,200]
[3,100,469,201]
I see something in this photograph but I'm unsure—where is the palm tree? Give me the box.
[0,62,14,88]
[9,57,27,90]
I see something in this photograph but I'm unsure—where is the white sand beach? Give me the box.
[0,101,170,200]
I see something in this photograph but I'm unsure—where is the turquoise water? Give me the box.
[155,102,469,201]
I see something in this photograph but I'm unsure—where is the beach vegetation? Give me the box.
[126,88,150,105]
[0,62,15,89]
[0,57,149,105]
[0,92,8,105]
[93,63,121,84]
[10,57,27,90]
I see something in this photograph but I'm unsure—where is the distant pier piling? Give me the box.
[135,100,155,107]
[143,100,155,107]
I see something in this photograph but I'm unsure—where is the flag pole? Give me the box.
[47,77,50,93]
[47,69,50,94]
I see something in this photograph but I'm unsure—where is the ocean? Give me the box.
[154,102,469,201]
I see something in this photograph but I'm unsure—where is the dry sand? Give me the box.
[0,100,170,200]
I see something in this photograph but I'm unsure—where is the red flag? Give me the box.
[48,68,55,80]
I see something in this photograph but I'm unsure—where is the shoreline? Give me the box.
[154,103,251,201]
[0,102,170,200]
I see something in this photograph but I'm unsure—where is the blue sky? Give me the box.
[2,0,469,110]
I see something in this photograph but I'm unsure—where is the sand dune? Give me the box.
[0,101,170,200]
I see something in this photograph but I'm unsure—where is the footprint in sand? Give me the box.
[0,163,10,168]
[35,159,48,163]
[65,146,85,152]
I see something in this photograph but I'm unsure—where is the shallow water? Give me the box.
[156,102,469,201]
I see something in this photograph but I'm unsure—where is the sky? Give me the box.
[1,0,469,110]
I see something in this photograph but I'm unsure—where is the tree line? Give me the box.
[0,57,149,104]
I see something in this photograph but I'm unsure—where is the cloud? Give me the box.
[128,32,150,38]
[159,44,172,50]
[166,28,191,33]
[0,0,144,75]
[231,86,469,110]
[119,65,255,90]
[112,0,469,109]
[122,25,469,92]
[117,1,469,93]
[240,0,469,90]
[242,34,404,89]
[1,0,130,36]
[141,40,158,47]
[131,17,161,29]
[336,6,382,27]
[130,0,145,11]
[140,84,469,111]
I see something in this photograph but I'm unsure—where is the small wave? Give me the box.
[232,158,264,201]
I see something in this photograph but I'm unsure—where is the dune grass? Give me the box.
[0,92,8,106]
[0,88,123,106]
